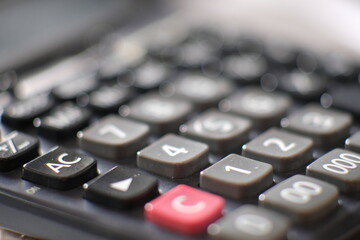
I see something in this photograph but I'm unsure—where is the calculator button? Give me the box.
[169,74,234,110]
[137,134,209,179]
[121,93,192,135]
[200,154,273,200]
[328,83,360,117]
[281,104,352,148]
[220,87,292,129]
[34,102,91,140]
[278,70,327,100]
[144,184,225,235]
[307,148,360,193]
[0,131,39,171]
[223,54,267,83]
[2,94,53,127]
[52,75,98,102]
[22,147,98,190]
[89,84,133,114]
[78,115,150,159]
[259,175,339,223]
[85,166,158,209]
[180,110,252,154]
[208,205,290,240]
[242,128,314,172]
[345,131,360,153]
[132,60,172,91]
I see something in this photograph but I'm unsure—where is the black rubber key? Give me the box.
[34,102,91,140]
[2,94,53,127]
[85,166,158,209]
[22,147,98,190]
[0,131,39,171]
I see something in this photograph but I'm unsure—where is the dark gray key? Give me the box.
[208,205,290,240]
[200,154,273,199]
[307,148,360,193]
[89,84,133,114]
[84,166,158,209]
[345,131,360,153]
[34,102,91,140]
[2,94,53,127]
[180,110,252,154]
[120,93,192,135]
[281,104,353,148]
[220,87,292,129]
[0,131,39,171]
[137,134,209,179]
[278,70,327,100]
[223,54,267,83]
[167,74,234,110]
[328,83,360,117]
[242,128,314,172]
[22,147,98,190]
[132,60,172,91]
[259,175,339,223]
[78,115,150,159]
[52,75,98,101]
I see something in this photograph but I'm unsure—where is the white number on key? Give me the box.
[280,181,322,204]
[162,144,189,157]
[323,153,360,175]
[263,138,296,152]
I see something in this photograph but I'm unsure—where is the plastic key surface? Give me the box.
[78,115,150,159]
[22,147,98,190]
[208,205,290,240]
[144,184,225,235]
[200,154,273,200]
[85,166,158,209]
[0,131,39,171]
[137,134,209,179]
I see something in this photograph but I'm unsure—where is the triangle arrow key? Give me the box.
[110,178,133,192]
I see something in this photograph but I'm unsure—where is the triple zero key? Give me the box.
[22,147,98,190]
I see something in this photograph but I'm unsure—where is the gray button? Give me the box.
[259,175,339,223]
[78,115,150,159]
[281,104,352,148]
[345,131,360,153]
[180,110,252,154]
[208,205,290,240]
[137,134,209,179]
[120,93,192,135]
[220,87,292,129]
[307,148,360,193]
[168,74,234,110]
[200,154,273,199]
[242,128,314,172]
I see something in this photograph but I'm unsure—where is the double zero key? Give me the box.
[22,147,98,190]
[259,175,339,224]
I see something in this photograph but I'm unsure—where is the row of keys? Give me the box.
[2,86,353,150]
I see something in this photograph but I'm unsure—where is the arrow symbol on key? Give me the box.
[110,178,133,192]
[99,124,127,139]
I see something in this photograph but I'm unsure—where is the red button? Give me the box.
[144,184,225,235]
